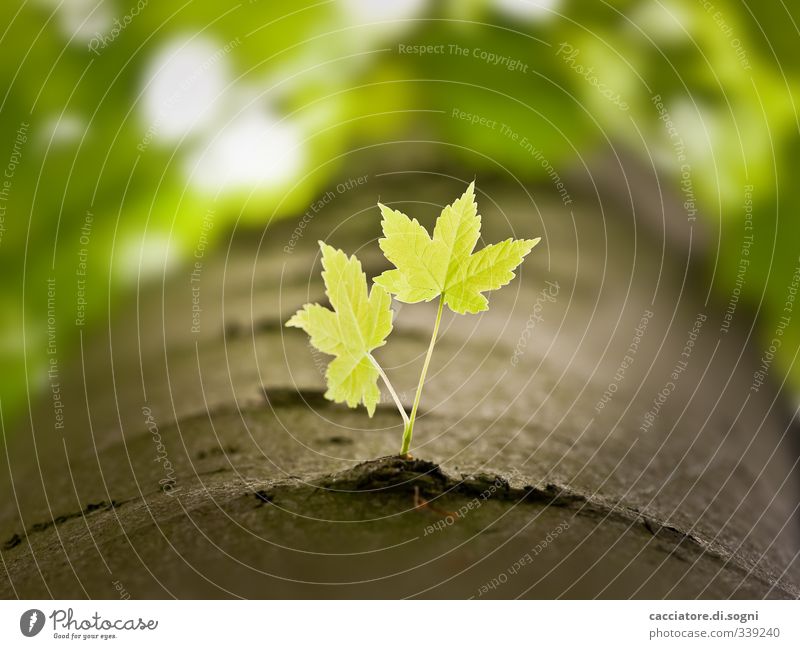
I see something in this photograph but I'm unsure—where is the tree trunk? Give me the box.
[2,157,799,598]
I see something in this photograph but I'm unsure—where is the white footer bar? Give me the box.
[0,600,797,647]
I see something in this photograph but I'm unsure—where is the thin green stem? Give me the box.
[368,354,409,426]
[401,296,445,456]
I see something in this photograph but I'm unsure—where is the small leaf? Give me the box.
[374,181,540,314]
[286,241,393,415]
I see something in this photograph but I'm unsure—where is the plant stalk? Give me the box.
[400,296,445,456]
[369,354,409,426]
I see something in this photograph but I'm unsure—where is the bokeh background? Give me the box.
[3,0,800,600]
[1,0,798,429]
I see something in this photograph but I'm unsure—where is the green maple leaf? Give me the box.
[374,182,541,314]
[285,241,393,416]
[285,182,540,455]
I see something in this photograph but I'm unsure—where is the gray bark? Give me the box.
[1,161,798,598]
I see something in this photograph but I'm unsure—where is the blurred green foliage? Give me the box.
[1,0,799,429]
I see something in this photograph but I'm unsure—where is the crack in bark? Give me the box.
[3,457,796,598]
[2,500,121,550]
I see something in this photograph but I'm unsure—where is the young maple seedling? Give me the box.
[286,182,540,456]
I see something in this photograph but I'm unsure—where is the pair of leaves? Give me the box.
[286,183,539,414]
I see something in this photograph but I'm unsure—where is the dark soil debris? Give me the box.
[326,436,353,446]
[254,490,275,505]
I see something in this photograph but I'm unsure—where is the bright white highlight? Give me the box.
[185,108,304,194]
[44,114,86,145]
[340,0,427,25]
[493,0,561,20]
[142,37,229,142]
[632,2,692,42]
[42,0,113,43]
[119,233,176,280]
